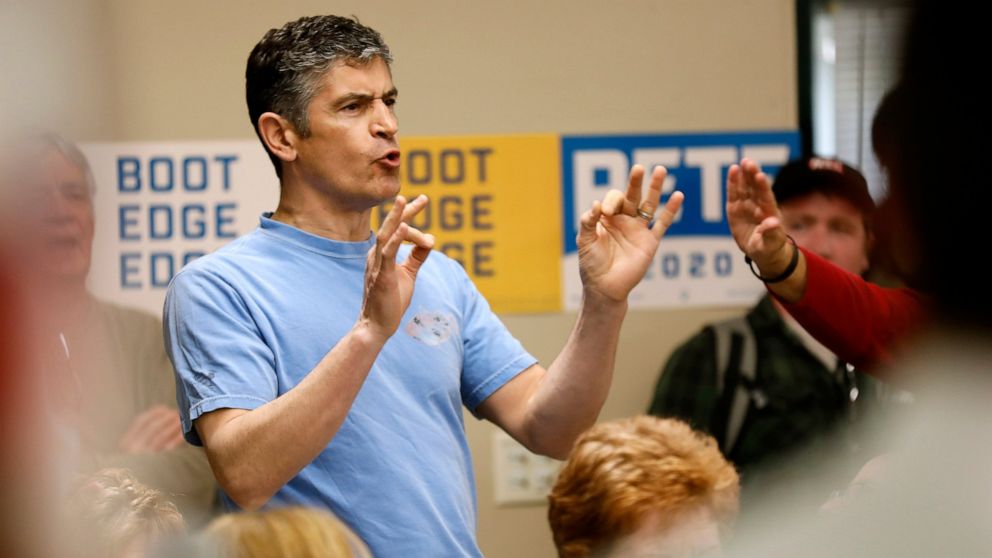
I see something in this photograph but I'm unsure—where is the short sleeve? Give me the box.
[447,259,537,412]
[164,266,278,445]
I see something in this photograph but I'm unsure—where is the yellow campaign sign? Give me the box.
[371,134,562,313]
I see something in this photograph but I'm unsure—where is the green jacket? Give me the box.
[648,296,880,478]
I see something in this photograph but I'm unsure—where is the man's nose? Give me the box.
[371,100,397,139]
[805,226,832,261]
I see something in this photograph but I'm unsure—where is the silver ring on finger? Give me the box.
[637,207,653,221]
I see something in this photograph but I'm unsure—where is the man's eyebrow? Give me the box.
[332,87,399,107]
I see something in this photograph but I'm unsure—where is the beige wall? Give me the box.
[101,0,795,140]
[63,1,795,556]
[1,1,116,141]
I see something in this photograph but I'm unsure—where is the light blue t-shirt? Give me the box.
[164,214,536,557]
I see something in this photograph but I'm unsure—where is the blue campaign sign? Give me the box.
[561,131,801,254]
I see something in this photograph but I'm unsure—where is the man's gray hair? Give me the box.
[245,15,392,176]
[33,133,96,195]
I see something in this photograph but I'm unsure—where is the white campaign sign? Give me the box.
[82,140,278,316]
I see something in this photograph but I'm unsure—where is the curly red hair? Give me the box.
[547,416,739,557]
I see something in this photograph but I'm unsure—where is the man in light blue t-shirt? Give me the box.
[164,14,684,557]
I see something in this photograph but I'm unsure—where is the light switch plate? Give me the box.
[492,430,562,506]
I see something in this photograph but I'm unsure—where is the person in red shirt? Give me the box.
[724,156,926,374]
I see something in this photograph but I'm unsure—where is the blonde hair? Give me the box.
[69,468,185,558]
[206,506,372,558]
[548,416,740,558]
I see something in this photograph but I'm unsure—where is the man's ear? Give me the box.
[257,112,301,164]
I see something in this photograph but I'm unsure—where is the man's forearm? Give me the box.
[774,248,927,372]
[200,322,386,510]
[523,292,627,458]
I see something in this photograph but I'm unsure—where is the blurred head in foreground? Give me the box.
[206,506,372,558]
[548,416,739,557]
[68,468,185,558]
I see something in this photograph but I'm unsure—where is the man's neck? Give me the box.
[271,176,374,242]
